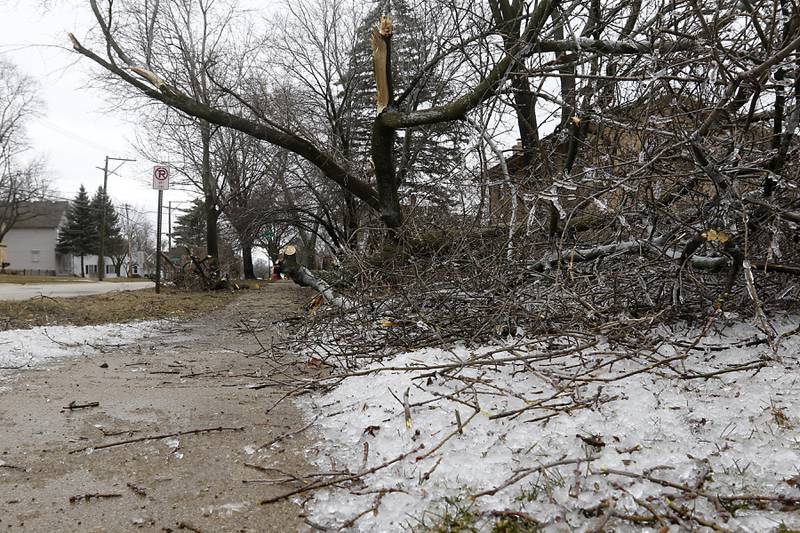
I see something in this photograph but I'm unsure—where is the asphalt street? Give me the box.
[0,281,155,300]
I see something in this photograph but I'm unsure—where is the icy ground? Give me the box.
[301,315,800,532]
[0,321,162,378]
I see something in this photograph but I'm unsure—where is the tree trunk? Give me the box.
[205,205,219,263]
[80,255,85,278]
[241,240,255,279]
[343,190,360,246]
[371,17,403,231]
[275,245,351,308]
[200,120,220,267]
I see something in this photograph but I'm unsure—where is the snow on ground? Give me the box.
[300,315,800,531]
[0,321,162,377]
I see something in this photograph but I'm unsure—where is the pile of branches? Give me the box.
[284,211,799,370]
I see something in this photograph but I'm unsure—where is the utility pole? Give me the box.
[168,201,173,250]
[124,203,133,277]
[98,156,135,280]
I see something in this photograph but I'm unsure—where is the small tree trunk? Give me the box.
[200,120,220,269]
[80,255,85,277]
[241,241,255,279]
[206,206,219,263]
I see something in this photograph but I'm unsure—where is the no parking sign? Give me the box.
[152,165,170,190]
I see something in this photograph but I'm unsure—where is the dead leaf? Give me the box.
[363,425,381,437]
[577,434,605,447]
[306,357,327,368]
[305,294,324,315]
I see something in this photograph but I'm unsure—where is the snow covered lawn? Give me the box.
[0,322,162,375]
[300,315,800,531]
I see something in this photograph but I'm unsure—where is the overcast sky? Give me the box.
[0,0,194,226]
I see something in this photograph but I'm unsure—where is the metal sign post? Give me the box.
[153,165,170,294]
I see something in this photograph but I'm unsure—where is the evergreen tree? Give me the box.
[56,185,98,277]
[90,187,126,251]
[90,186,127,275]
[172,198,207,250]
[344,0,469,206]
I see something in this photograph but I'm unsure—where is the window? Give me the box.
[31,250,40,263]
[106,265,114,274]
[85,264,98,275]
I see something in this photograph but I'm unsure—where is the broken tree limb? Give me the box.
[525,236,762,274]
[69,493,122,504]
[69,426,244,454]
[371,16,393,114]
[64,401,100,410]
[274,246,353,309]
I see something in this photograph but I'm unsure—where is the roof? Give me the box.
[11,201,69,229]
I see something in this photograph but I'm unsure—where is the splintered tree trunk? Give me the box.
[371,16,403,230]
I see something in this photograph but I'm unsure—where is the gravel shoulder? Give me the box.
[0,282,316,532]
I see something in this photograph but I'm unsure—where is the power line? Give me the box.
[33,117,133,154]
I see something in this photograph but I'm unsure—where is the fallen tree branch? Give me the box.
[69,426,244,454]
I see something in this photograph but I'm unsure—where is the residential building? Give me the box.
[2,201,125,278]
[2,201,72,275]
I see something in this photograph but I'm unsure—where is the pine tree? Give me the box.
[90,186,127,275]
[172,199,207,250]
[344,0,469,207]
[56,185,98,277]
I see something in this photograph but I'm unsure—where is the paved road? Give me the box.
[0,281,155,300]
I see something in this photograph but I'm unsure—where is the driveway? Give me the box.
[0,281,154,301]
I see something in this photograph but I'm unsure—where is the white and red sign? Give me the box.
[152,165,170,190]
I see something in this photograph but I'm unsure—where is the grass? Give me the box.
[0,274,85,284]
[0,287,241,330]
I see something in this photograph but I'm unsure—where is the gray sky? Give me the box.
[0,0,193,225]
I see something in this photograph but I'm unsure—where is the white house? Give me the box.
[2,201,124,278]
[2,201,73,275]
[70,254,123,278]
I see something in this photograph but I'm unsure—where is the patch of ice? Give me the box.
[0,321,161,376]
[200,501,250,517]
[301,316,800,531]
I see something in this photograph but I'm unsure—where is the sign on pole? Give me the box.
[152,165,170,190]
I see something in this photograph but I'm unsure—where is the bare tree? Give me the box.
[121,0,250,269]
[0,59,46,242]
[68,0,800,310]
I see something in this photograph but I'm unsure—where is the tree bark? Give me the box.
[371,17,403,230]
[275,245,351,308]
[200,121,220,267]
[241,240,255,279]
